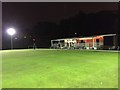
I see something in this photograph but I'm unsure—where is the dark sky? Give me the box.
[2,2,118,30]
[2,2,118,49]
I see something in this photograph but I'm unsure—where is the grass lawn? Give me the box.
[2,49,118,88]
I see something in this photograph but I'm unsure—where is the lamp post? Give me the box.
[7,28,16,49]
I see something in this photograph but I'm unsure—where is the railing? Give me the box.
[51,43,118,50]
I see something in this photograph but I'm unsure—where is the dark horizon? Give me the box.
[2,2,119,49]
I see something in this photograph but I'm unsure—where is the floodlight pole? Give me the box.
[11,35,13,49]
[7,28,16,49]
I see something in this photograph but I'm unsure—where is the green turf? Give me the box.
[2,49,118,88]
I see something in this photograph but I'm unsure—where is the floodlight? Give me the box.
[7,28,16,36]
[7,28,16,49]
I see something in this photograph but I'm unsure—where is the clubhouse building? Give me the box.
[51,34,118,50]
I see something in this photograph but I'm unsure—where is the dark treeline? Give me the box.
[2,10,118,49]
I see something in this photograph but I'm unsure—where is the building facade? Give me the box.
[51,34,117,50]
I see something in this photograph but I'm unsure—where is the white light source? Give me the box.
[7,28,16,49]
[7,28,16,36]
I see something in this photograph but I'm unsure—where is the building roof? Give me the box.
[51,34,116,41]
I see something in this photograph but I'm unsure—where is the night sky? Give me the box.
[2,2,118,49]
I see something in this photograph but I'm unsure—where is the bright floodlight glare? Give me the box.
[7,28,16,36]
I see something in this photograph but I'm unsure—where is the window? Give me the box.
[81,40,85,43]
[96,39,99,43]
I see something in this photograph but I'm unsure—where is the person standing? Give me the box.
[33,39,36,50]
